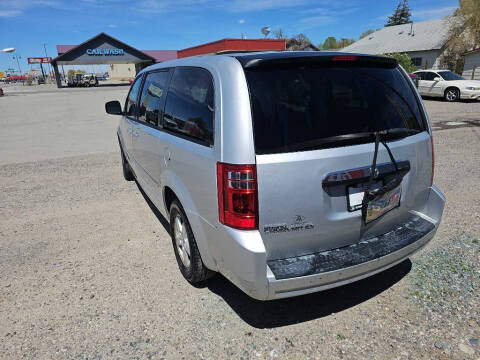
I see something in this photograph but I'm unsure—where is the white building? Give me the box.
[342,18,451,70]
[462,48,480,80]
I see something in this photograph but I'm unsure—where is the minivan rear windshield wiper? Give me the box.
[278,128,421,153]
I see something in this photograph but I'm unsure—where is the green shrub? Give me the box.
[383,52,417,73]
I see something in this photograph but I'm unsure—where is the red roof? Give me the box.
[178,38,286,58]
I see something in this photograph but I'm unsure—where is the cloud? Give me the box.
[108,24,117,28]
[136,0,217,13]
[230,0,312,12]
[298,7,359,29]
[0,0,127,17]
[413,6,456,20]
[299,15,336,27]
[238,18,245,24]
[0,9,22,17]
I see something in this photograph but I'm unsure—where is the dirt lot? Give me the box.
[0,85,479,359]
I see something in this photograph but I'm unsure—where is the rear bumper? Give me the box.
[218,186,445,300]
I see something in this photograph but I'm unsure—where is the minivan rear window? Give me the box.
[244,64,425,154]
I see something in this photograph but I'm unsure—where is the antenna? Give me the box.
[261,27,271,38]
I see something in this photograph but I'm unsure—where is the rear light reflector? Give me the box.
[217,162,258,230]
[332,56,357,62]
[430,136,435,186]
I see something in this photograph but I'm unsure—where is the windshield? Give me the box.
[438,71,464,81]
[244,64,425,154]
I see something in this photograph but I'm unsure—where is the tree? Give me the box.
[339,38,355,48]
[287,33,318,50]
[322,37,339,50]
[384,53,416,72]
[444,0,480,70]
[272,28,287,39]
[360,29,375,39]
[385,0,412,26]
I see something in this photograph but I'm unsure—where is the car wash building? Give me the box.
[52,32,286,88]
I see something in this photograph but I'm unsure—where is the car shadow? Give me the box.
[134,181,412,329]
[97,83,131,87]
[422,96,477,103]
[205,260,411,328]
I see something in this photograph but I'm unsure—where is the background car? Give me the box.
[413,70,480,102]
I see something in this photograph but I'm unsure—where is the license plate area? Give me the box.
[347,181,383,212]
[363,183,402,224]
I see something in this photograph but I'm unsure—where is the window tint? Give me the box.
[438,71,464,81]
[163,67,214,145]
[125,76,142,118]
[244,64,425,154]
[423,72,437,81]
[415,72,425,80]
[138,70,170,126]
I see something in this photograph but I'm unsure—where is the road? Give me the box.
[1,85,479,359]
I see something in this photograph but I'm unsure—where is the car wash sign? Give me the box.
[86,48,124,56]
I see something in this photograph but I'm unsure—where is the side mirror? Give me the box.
[105,100,122,115]
[434,77,442,82]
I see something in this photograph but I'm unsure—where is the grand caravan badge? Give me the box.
[264,215,314,234]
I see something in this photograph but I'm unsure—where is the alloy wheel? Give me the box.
[446,89,458,101]
[173,215,191,267]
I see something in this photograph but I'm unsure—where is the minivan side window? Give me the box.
[138,70,170,126]
[125,76,143,118]
[163,67,214,145]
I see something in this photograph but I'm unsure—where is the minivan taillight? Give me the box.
[217,163,258,230]
[430,136,435,186]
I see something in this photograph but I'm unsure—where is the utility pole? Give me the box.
[12,54,22,74]
[43,43,53,77]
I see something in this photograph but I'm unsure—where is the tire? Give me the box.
[444,87,460,102]
[120,147,135,181]
[169,200,213,283]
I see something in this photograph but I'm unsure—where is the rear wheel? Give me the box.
[169,200,213,283]
[444,87,460,102]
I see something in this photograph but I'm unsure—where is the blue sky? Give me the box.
[0,0,457,74]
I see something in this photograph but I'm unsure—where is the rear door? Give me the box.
[243,57,432,260]
[131,69,171,189]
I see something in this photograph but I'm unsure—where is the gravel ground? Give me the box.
[0,87,479,359]
[423,98,480,123]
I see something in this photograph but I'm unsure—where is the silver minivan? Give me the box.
[105,52,445,300]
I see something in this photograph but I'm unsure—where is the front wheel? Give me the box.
[444,88,460,102]
[170,200,213,283]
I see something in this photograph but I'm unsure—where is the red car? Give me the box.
[409,73,419,88]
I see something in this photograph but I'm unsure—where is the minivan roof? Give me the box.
[137,51,397,76]
[228,51,397,69]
